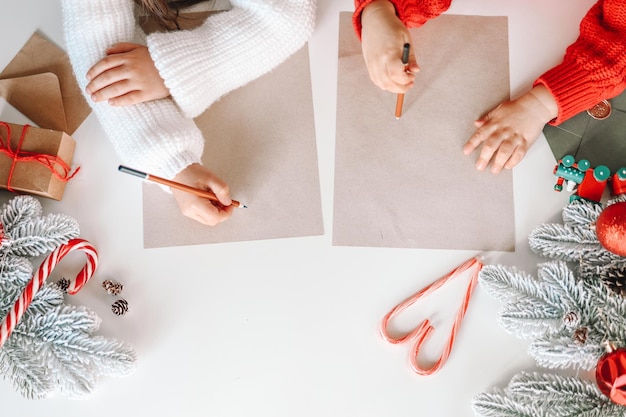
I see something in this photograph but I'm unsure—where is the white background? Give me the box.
[0,0,596,415]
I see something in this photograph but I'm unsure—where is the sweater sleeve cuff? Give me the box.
[353,0,376,39]
[353,0,445,40]
[353,0,407,40]
[536,62,609,125]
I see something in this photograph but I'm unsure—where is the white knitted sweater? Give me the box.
[61,0,317,179]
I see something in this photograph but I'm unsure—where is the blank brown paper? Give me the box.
[142,45,323,248]
[333,13,515,250]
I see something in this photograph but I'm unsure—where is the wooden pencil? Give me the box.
[118,165,247,208]
[395,43,411,120]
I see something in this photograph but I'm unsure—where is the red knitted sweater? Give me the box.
[353,0,626,124]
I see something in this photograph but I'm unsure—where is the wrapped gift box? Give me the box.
[0,122,76,200]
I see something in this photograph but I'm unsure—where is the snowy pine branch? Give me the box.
[5,213,80,258]
[561,200,602,227]
[0,195,43,232]
[529,223,611,263]
[473,372,625,417]
[474,198,626,416]
[0,195,137,399]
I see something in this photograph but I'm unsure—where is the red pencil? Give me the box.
[395,43,411,120]
[118,165,247,208]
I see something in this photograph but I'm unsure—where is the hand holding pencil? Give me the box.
[120,163,246,226]
[359,0,419,100]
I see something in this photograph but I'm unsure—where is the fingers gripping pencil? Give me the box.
[118,165,247,208]
[395,43,411,119]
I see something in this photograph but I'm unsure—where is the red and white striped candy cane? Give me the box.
[0,238,98,349]
[379,256,483,376]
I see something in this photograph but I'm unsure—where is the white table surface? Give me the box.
[0,0,596,415]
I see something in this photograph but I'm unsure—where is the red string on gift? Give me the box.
[0,122,79,192]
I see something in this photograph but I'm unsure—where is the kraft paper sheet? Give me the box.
[333,13,515,250]
[142,45,324,248]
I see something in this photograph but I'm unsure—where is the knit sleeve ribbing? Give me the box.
[353,0,452,39]
[535,0,626,124]
[61,0,203,179]
[147,0,317,118]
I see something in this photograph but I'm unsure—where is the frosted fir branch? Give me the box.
[47,333,136,398]
[75,335,137,377]
[18,306,136,375]
[537,262,588,309]
[0,196,43,234]
[584,284,626,341]
[472,388,542,417]
[46,343,97,399]
[529,334,601,370]
[578,257,626,281]
[529,224,610,263]
[480,263,579,330]
[5,315,136,399]
[479,265,548,303]
[17,284,65,318]
[473,372,626,417]
[0,256,34,315]
[580,258,626,278]
[506,372,600,403]
[5,214,80,258]
[0,195,137,399]
[0,254,33,286]
[498,298,562,338]
[0,337,51,399]
[561,200,602,227]
[480,261,626,369]
[19,305,101,341]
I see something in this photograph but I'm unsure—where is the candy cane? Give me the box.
[0,238,98,349]
[379,256,483,376]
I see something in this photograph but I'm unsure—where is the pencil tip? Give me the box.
[241,204,248,209]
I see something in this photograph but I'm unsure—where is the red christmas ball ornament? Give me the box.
[596,342,626,405]
[596,202,626,256]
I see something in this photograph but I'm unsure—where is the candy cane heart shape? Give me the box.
[379,257,483,376]
[0,238,99,349]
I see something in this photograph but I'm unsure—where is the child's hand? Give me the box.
[85,42,170,106]
[360,0,419,93]
[171,164,235,226]
[463,84,559,173]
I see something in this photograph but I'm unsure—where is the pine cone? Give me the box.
[102,279,124,296]
[563,311,581,327]
[600,265,626,297]
[55,277,70,293]
[573,327,588,345]
[111,299,129,316]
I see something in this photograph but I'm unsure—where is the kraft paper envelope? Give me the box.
[0,32,91,134]
[0,97,35,126]
[333,13,515,250]
[142,45,324,248]
[543,90,626,172]
[0,73,67,132]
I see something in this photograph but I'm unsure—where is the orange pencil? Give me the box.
[118,165,247,208]
[395,43,411,120]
